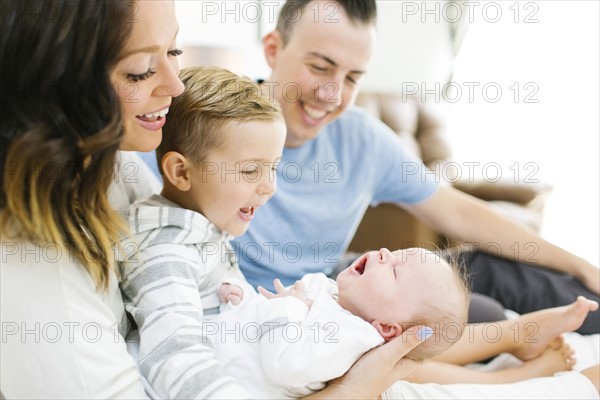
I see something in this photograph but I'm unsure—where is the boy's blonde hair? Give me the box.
[159,66,282,169]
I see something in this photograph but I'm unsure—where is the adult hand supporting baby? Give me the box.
[303,325,434,399]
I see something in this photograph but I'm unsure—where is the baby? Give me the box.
[209,246,470,398]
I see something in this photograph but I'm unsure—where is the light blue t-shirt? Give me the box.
[233,106,438,289]
[137,150,162,181]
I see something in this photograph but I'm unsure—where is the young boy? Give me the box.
[117,66,286,399]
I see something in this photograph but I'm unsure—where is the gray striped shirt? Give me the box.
[117,195,247,398]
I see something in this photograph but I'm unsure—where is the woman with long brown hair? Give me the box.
[0,1,184,396]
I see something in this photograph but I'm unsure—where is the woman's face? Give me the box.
[111,1,185,152]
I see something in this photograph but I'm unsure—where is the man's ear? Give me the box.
[371,320,403,342]
[263,30,282,69]
[161,151,192,191]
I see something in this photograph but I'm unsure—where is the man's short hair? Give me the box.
[276,0,377,45]
[158,66,281,170]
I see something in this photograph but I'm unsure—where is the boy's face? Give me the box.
[186,118,286,236]
[336,248,463,326]
[265,2,376,147]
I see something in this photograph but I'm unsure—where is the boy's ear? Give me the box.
[263,30,282,69]
[161,151,192,191]
[371,320,403,342]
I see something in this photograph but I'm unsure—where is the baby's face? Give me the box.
[336,248,463,328]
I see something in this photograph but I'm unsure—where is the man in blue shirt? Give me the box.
[233,0,599,333]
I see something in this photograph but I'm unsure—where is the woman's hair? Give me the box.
[0,0,135,290]
[276,0,377,45]
[158,66,281,168]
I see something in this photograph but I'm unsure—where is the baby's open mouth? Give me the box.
[353,254,368,275]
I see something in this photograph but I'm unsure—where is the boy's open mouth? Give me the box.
[239,207,255,217]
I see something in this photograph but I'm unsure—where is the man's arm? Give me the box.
[404,185,599,294]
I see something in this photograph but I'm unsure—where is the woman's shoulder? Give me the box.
[0,238,145,398]
[1,238,126,327]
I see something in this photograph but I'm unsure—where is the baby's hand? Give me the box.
[258,279,313,308]
[218,283,244,305]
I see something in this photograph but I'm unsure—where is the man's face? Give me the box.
[265,1,376,147]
